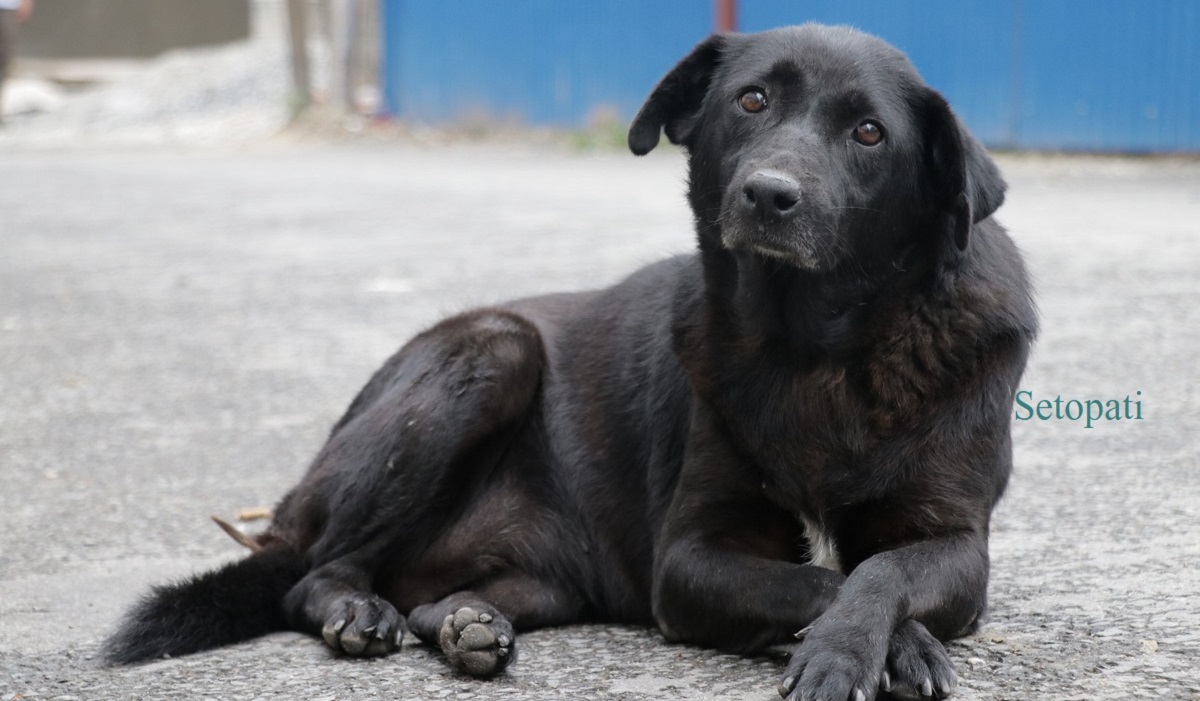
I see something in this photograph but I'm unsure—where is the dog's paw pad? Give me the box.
[320,594,404,657]
[438,606,514,677]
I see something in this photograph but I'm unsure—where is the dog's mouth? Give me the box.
[745,239,820,269]
[720,218,827,270]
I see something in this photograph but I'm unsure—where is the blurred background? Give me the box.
[2,0,1197,151]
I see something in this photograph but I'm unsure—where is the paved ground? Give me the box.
[1,142,1197,700]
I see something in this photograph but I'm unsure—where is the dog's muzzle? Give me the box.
[721,169,824,269]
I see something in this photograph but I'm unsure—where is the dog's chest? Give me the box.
[799,513,842,572]
[732,362,884,566]
[727,359,866,462]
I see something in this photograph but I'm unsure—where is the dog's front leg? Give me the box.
[652,406,845,653]
[653,533,845,653]
[779,532,988,701]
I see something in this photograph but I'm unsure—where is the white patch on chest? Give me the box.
[800,515,842,572]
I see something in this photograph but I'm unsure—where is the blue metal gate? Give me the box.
[380,0,711,126]
[381,1,1200,152]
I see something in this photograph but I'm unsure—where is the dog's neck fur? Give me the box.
[695,220,936,363]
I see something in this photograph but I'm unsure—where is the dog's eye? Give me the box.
[853,120,884,146]
[738,89,768,114]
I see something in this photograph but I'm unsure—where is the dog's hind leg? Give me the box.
[275,309,547,658]
[407,574,584,677]
[410,594,515,678]
[288,556,405,657]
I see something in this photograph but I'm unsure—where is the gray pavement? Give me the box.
[1,143,1197,700]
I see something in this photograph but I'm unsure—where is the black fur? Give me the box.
[106,24,1035,701]
[104,547,305,664]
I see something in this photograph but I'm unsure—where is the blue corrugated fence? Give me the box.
[380,0,1200,152]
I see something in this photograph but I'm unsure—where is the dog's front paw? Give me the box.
[881,619,957,700]
[778,629,885,701]
[438,605,515,678]
[320,593,404,657]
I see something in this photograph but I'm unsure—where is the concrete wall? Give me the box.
[18,0,250,59]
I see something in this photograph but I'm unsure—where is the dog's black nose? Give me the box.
[741,171,801,222]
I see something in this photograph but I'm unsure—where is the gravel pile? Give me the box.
[1,36,291,148]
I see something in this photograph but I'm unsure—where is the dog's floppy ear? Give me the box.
[923,90,1005,250]
[628,35,727,156]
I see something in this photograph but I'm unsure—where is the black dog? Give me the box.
[106,24,1035,701]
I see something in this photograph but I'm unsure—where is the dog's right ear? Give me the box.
[628,35,728,156]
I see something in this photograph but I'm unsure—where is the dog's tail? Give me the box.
[103,545,307,665]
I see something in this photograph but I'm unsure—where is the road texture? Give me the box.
[1,143,1198,700]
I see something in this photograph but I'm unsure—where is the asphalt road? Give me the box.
[1,143,1197,700]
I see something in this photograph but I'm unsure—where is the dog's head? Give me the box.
[629,25,1004,271]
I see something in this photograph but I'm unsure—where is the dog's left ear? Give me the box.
[922,90,1005,250]
[628,34,728,156]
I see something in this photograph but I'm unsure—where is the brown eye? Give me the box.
[853,120,883,146]
[738,89,768,114]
